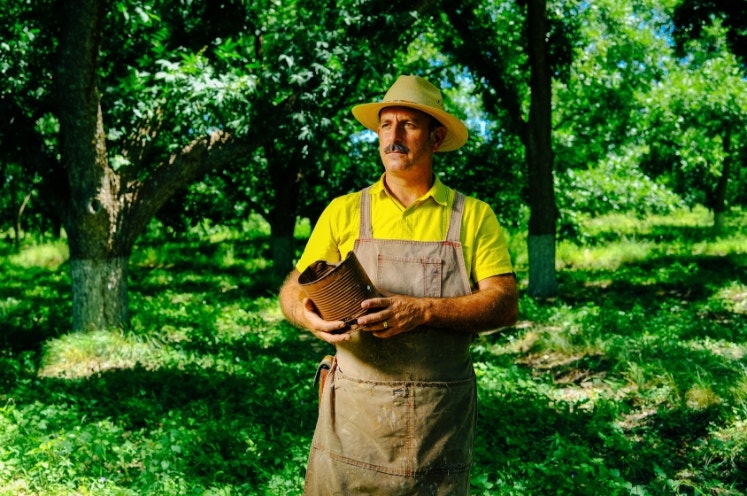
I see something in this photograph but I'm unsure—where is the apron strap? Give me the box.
[360,186,465,242]
[446,191,465,242]
[359,186,373,239]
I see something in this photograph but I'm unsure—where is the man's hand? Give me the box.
[281,269,518,341]
[354,274,518,338]
[355,295,423,338]
[279,269,355,343]
[300,297,355,343]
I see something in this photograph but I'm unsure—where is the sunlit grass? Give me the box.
[557,206,747,270]
[508,207,747,274]
[6,241,69,269]
[717,282,747,314]
[558,238,655,270]
[38,329,162,378]
[583,204,713,234]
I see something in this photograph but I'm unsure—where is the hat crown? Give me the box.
[383,75,444,111]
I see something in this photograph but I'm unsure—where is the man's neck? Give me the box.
[383,171,434,208]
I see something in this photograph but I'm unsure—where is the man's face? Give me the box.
[377,107,445,174]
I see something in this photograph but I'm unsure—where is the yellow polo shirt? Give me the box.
[296,175,513,286]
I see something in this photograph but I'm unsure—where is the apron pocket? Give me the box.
[376,255,442,297]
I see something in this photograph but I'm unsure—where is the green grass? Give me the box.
[1,207,746,495]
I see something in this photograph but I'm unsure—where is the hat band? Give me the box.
[385,98,444,110]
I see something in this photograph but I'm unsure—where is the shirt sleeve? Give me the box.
[295,193,360,272]
[468,201,514,283]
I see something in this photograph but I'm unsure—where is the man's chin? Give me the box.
[382,155,409,168]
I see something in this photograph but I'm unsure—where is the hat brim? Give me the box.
[351,102,469,152]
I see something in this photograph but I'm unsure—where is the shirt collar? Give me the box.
[371,173,449,206]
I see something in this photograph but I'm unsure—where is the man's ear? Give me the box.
[431,126,447,151]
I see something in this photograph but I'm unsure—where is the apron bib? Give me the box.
[305,188,477,496]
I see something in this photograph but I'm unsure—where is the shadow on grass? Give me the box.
[130,263,284,303]
[562,252,744,299]
[473,346,746,494]
[6,321,322,491]
[27,367,312,489]
[0,265,71,352]
[3,227,747,494]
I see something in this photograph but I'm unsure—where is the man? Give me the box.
[279,75,518,495]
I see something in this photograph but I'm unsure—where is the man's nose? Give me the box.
[391,124,406,140]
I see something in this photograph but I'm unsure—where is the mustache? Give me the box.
[384,143,409,154]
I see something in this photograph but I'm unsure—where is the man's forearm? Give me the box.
[278,270,309,330]
[421,274,518,333]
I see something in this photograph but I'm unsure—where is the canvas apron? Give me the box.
[304,188,477,496]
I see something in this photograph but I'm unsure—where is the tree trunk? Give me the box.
[20,0,311,333]
[53,0,268,331]
[271,232,296,279]
[442,0,558,298]
[711,125,731,236]
[55,0,129,331]
[525,0,558,298]
[70,257,130,330]
[269,200,300,280]
[266,143,302,279]
[527,233,556,296]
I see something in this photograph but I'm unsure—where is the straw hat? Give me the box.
[351,75,469,152]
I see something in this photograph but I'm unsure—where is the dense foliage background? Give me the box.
[2,0,747,494]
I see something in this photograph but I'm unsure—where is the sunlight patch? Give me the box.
[685,384,721,410]
[716,283,747,315]
[8,242,69,269]
[38,330,160,378]
[712,419,747,445]
[683,337,747,361]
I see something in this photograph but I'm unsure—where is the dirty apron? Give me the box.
[305,187,477,496]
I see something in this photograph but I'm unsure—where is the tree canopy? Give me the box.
[1,0,746,330]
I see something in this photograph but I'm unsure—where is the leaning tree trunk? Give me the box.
[51,0,299,331]
[525,0,558,298]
